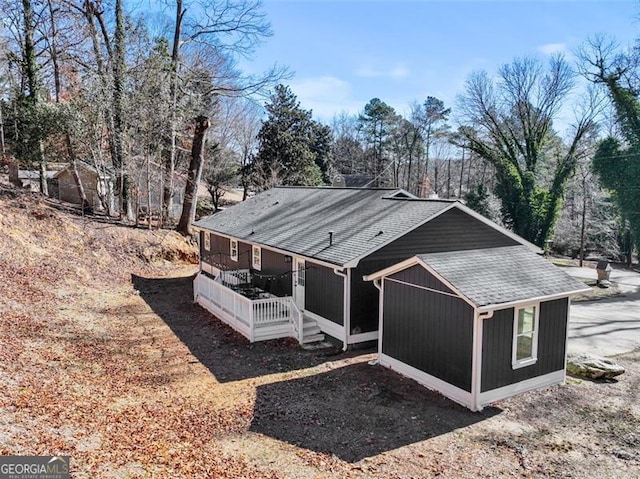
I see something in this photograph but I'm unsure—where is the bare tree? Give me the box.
[177,115,210,235]
[455,55,600,246]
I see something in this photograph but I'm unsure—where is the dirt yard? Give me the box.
[0,182,638,478]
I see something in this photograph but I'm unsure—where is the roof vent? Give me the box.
[329,231,334,246]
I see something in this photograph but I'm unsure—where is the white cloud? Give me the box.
[289,76,361,120]
[355,63,410,79]
[538,43,566,55]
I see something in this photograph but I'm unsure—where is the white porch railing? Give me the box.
[219,269,251,286]
[194,272,303,343]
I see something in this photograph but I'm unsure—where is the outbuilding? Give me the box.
[364,246,590,411]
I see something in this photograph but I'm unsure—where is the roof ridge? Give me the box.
[273,186,401,191]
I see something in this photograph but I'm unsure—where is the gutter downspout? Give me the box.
[472,309,494,411]
[333,268,349,351]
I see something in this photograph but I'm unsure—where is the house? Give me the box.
[53,161,114,212]
[331,173,375,187]
[192,186,588,410]
[8,162,61,192]
[363,246,588,411]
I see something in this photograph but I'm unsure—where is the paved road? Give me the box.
[563,265,640,357]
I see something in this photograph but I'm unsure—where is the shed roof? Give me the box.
[194,187,457,266]
[414,246,589,308]
[18,170,57,180]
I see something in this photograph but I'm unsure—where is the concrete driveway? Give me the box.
[563,265,640,357]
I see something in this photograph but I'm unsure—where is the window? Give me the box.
[203,232,210,251]
[297,259,305,286]
[230,239,238,262]
[512,304,539,369]
[252,245,261,270]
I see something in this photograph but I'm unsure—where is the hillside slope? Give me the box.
[1,181,638,478]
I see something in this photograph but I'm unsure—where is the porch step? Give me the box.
[300,315,325,344]
[302,333,326,344]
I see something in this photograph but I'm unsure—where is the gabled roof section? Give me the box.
[367,246,589,309]
[193,187,454,266]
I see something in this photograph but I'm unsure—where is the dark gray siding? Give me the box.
[200,232,251,270]
[351,259,399,334]
[390,265,456,295]
[481,298,569,392]
[382,279,474,392]
[305,263,344,325]
[251,248,292,297]
[367,208,519,261]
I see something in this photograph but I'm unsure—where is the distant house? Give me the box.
[8,163,60,192]
[192,186,588,410]
[332,174,374,188]
[53,161,114,212]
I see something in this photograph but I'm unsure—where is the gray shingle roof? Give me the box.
[416,246,589,307]
[194,187,454,266]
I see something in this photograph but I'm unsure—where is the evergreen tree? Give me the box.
[252,85,329,188]
[358,98,397,186]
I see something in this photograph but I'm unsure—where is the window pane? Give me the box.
[516,333,533,360]
[518,307,535,334]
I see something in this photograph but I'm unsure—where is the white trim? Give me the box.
[374,279,383,356]
[230,239,238,262]
[333,268,349,349]
[201,262,219,277]
[385,276,463,300]
[294,257,306,311]
[563,298,571,382]
[478,289,590,312]
[304,310,345,340]
[384,189,419,199]
[252,245,262,271]
[379,353,475,411]
[345,268,352,345]
[478,370,565,407]
[512,302,540,369]
[347,331,379,344]
[195,230,345,271]
[363,256,422,282]
[363,256,476,310]
[471,310,483,411]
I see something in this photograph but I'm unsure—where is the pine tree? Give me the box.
[252,85,329,188]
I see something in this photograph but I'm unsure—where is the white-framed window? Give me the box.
[512,304,539,369]
[230,239,238,262]
[252,245,262,270]
[203,232,210,251]
[296,259,305,286]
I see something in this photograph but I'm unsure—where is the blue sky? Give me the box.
[240,0,639,127]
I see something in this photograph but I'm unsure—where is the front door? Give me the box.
[293,258,305,311]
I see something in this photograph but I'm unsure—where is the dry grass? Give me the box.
[1,182,638,478]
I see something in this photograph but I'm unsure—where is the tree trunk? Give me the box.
[446,157,452,198]
[112,0,131,219]
[0,94,5,156]
[38,144,48,196]
[579,175,587,267]
[146,154,152,229]
[459,146,465,198]
[164,0,185,218]
[177,116,210,235]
